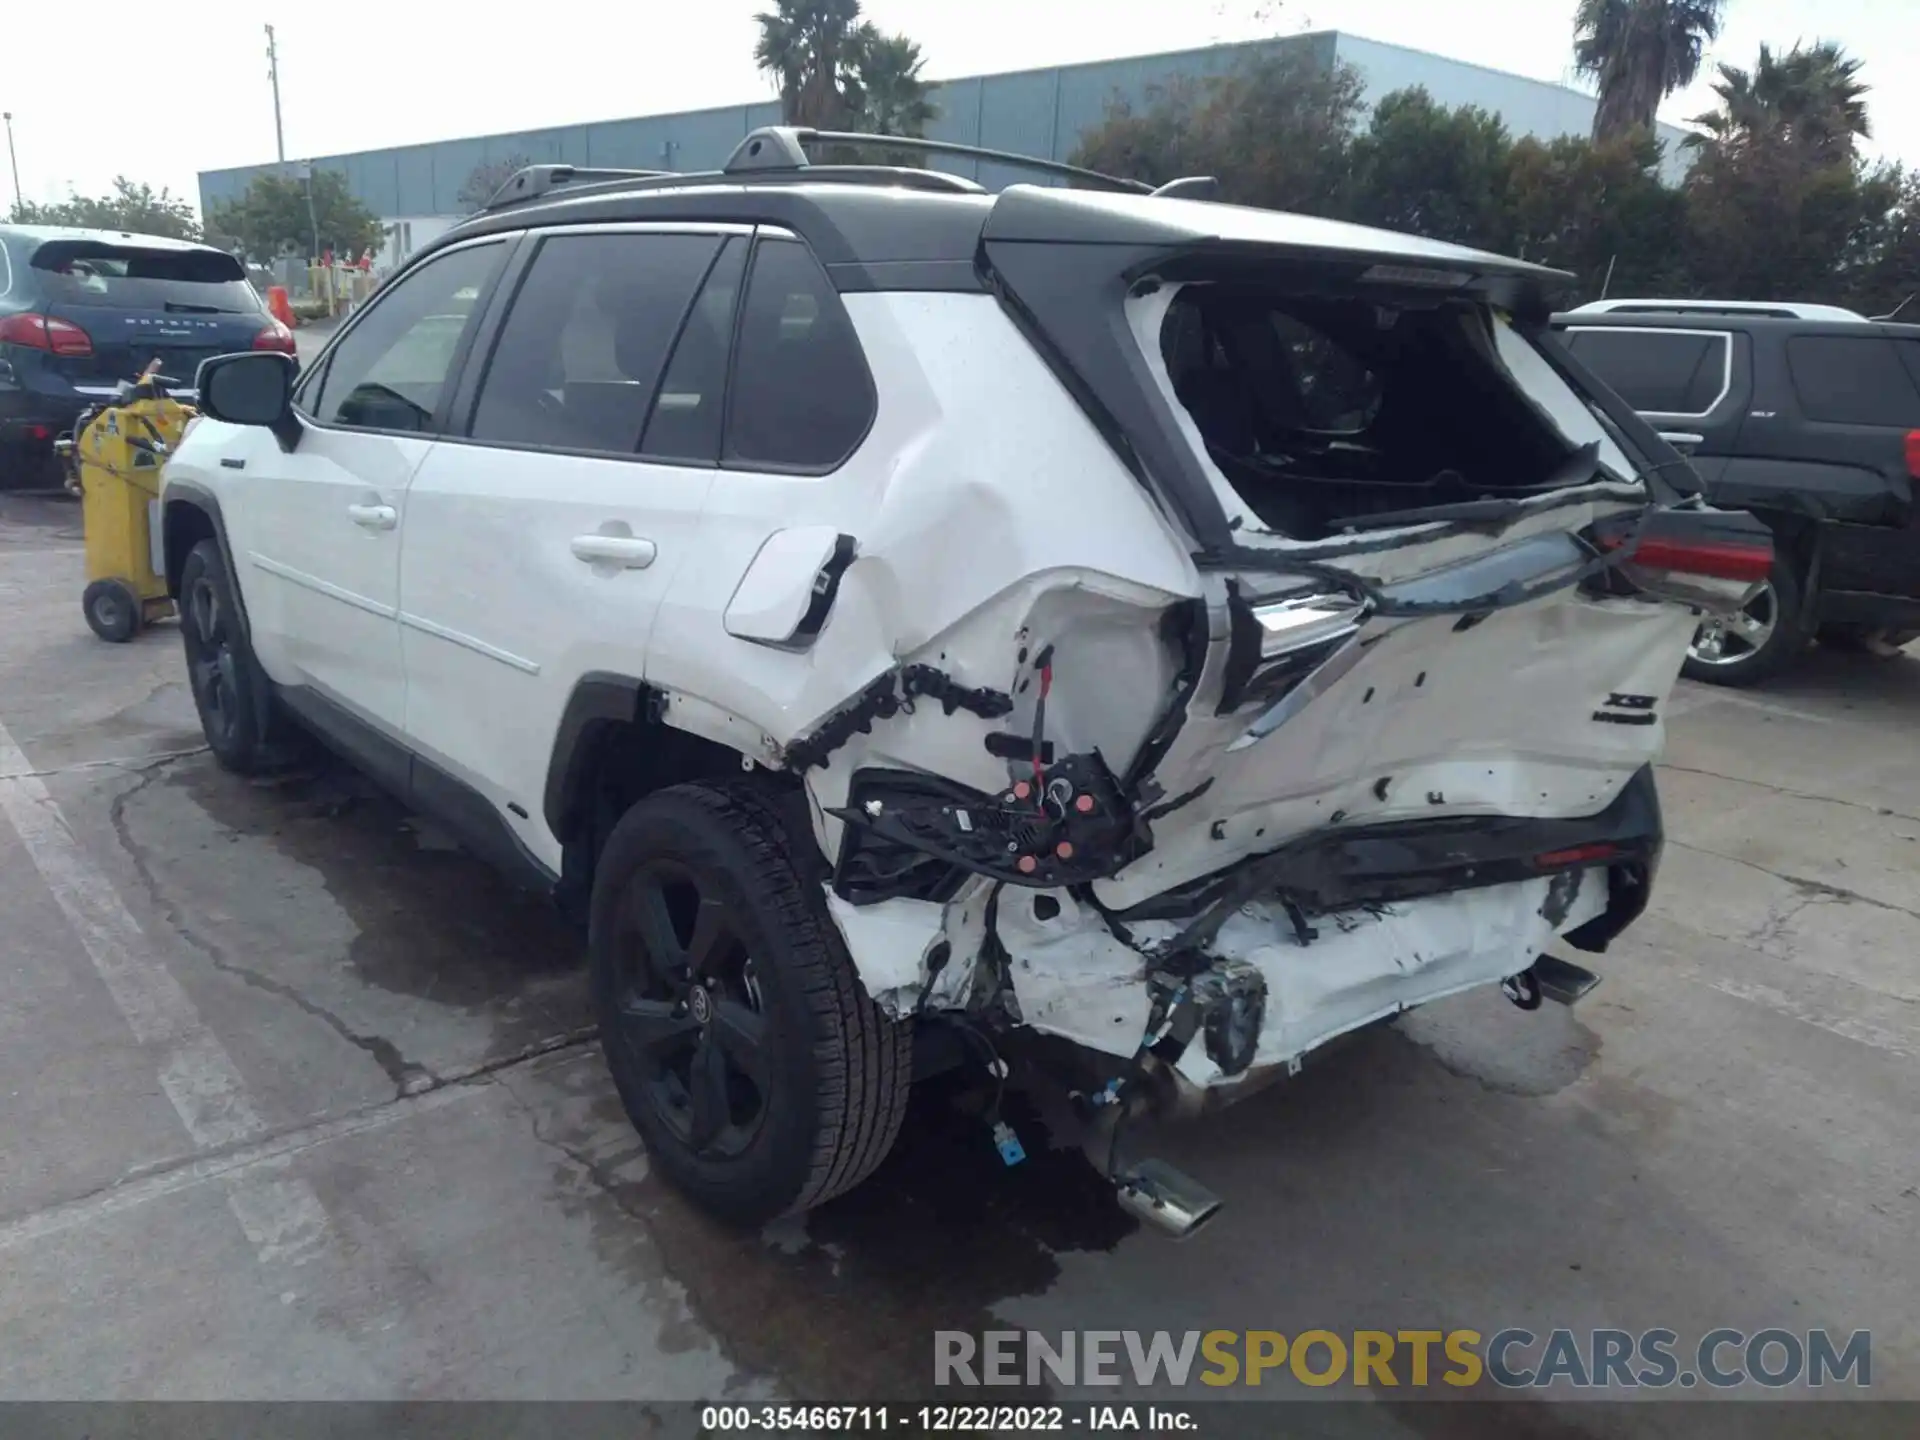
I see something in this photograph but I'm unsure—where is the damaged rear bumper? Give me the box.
[837,767,1661,1101]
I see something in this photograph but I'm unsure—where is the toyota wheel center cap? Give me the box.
[688,985,712,1024]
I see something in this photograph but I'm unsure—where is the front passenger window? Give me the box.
[308,242,504,433]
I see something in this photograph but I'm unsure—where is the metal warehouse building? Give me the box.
[198,31,1686,264]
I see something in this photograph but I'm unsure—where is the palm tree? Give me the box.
[754,0,867,129]
[850,28,937,140]
[1574,0,1725,142]
[1686,41,1872,162]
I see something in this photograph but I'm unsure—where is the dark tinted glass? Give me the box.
[639,237,746,465]
[1564,329,1728,415]
[1787,336,1920,428]
[722,239,874,471]
[311,242,502,432]
[28,240,257,312]
[470,231,722,453]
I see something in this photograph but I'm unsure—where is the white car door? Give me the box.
[399,225,746,869]
[242,237,510,738]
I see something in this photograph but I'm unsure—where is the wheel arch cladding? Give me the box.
[161,494,219,598]
[544,674,806,892]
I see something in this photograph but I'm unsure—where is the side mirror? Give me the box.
[196,351,301,451]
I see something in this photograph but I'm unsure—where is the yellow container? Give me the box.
[68,372,193,642]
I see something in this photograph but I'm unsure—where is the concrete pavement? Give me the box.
[1,491,1915,1426]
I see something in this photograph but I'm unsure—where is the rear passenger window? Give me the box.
[722,239,875,471]
[639,237,747,465]
[1787,336,1920,428]
[1564,328,1729,417]
[470,232,723,454]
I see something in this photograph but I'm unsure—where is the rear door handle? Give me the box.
[1657,432,1705,450]
[347,503,398,530]
[571,534,657,569]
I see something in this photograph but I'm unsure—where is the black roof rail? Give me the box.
[723,126,1159,195]
[482,163,675,212]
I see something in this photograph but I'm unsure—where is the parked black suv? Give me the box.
[0,225,296,489]
[1551,300,1920,684]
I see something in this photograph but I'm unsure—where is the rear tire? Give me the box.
[589,780,910,1225]
[82,578,142,643]
[1682,555,1807,688]
[179,539,297,774]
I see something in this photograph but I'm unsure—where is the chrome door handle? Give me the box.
[347,503,398,530]
[571,534,657,569]
[1657,432,1705,449]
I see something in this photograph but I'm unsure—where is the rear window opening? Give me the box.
[1158,288,1622,542]
[29,240,257,313]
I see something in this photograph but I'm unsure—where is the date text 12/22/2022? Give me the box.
[699,1404,1200,1432]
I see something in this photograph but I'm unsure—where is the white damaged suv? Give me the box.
[160,129,1771,1232]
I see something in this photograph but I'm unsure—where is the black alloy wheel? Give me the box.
[607,857,771,1159]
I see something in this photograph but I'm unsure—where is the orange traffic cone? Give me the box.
[267,285,298,329]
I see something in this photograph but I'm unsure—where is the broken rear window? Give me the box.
[29,240,258,312]
[1161,290,1601,540]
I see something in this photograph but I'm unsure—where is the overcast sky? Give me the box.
[3,0,1914,212]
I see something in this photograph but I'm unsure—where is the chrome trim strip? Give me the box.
[247,552,397,619]
[397,610,540,674]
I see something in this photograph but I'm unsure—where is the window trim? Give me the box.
[291,231,517,439]
[717,230,879,478]
[447,220,754,464]
[1561,324,1734,424]
[638,234,749,468]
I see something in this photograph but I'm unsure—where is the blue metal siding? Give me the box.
[199,30,1675,221]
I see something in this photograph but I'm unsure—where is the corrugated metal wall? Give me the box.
[199,31,1661,222]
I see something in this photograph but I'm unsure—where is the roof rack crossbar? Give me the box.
[482,163,676,213]
[724,126,1157,195]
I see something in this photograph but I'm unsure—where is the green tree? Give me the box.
[1072,46,1365,212]
[1574,0,1725,142]
[7,177,200,240]
[206,169,383,263]
[1688,42,1872,164]
[1067,77,1210,188]
[848,28,936,141]
[457,154,535,211]
[1346,88,1513,251]
[1681,141,1900,305]
[1851,169,1920,319]
[755,0,867,129]
[1505,130,1689,295]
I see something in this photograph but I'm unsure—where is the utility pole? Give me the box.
[2,113,20,216]
[265,25,286,163]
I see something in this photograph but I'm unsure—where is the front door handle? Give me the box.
[347,503,398,530]
[571,534,657,569]
[1657,432,1705,451]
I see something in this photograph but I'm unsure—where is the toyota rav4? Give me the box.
[158,129,1770,1234]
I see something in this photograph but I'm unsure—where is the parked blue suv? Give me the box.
[0,225,297,488]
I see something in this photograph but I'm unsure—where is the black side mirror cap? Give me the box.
[196,351,302,452]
